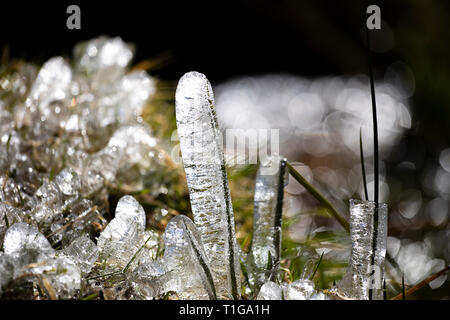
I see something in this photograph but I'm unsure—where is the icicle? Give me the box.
[256,281,282,300]
[175,71,240,299]
[163,215,216,299]
[247,155,286,295]
[97,195,146,270]
[335,199,375,299]
[371,203,388,300]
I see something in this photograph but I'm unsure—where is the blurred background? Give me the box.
[2,0,450,299]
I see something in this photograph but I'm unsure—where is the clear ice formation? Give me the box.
[334,199,388,300]
[247,155,286,295]
[162,215,216,299]
[0,36,173,299]
[256,279,321,300]
[62,234,98,274]
[175,71,241,299]
[372,202,388,300]
[97,195,148,270]
[256,281,282,300]
[0,223,82,299]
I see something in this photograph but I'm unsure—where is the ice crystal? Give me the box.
[284,279,315,300]
[0,36,174,299]
[175,71,241,299]
[62,234,98,274]
[256,281,283,300]
[257,279,320,300]
[162,215,216,299]
[247,155,286,294]
[97,195,147,270]
[0,223,81,299]
[333,199,388,300]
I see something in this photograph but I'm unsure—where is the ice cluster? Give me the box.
[0,37,173,298]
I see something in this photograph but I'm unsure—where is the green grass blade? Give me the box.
[181,218,218,300]
[309,252,324,281]
[286,161,349,232]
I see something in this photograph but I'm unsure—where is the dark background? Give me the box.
[2,0,449,151]
[0,0,416,80]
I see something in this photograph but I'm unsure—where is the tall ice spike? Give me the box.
[175,71,241,299]
[247,155,286,295]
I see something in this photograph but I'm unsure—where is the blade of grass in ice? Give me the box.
[286,161,349,232]
[175,71,241,299]
[366,23,379,301]
[180,217,217,300]
[247,156,286,294]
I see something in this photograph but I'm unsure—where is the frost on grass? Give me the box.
[175,71,241,299]
[330,199,388,300]
[247,155,286,295]
[257,279,323,300]
[162,215,216,299]
[0,223,81,299]
[0,36,173,299]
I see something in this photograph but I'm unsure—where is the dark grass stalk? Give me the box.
[391,266,449,300]
[383,279,387,300]
[181,219,217,300]
[360,128,369,201]
[273,158,287,269]
[366,23,379,301]
[286,161,350,232]
[402,274,406,300]
[309,252,324,281]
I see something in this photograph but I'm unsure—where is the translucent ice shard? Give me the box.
[53,168,81,199]
[62,233,98,274]
[3,223,55,267]
[371,203,388,300]
[256,281,282,300]
[0,203,23,246]
[336,199,375,300]
[35,255,81,299]
[163,215,216,299]
[96,71,155,128]
[0,253,15,295]
[247,155,286,294]
[97,195,146,269]
[129,260,172,300]
[107,124,157,170]
[175,71,241,299]
[284,279,315,300]
[27,57,72,119]
[74,37,133,85]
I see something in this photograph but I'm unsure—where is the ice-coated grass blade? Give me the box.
[179,216,217,300]
[175,71,240,299]
[360,128,369,201]
[286,161,350,232]
[366,24,379,301]
[274,159,286,265]
[247,156,286,294]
